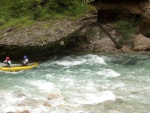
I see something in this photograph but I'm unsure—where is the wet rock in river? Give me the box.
[17,94,27,98]
[7,110,30,113]
[43,101,52,107]
[48,93,63,100]
[20,110,30,113]
[107,110,122,113]
[18,103,26,106]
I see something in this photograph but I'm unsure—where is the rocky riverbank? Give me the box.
[0,15,95,60]
[0,0,150,61]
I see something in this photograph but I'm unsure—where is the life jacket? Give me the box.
[4,60,11,67]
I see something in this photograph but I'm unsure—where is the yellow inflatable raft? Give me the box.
[0,62,38,72]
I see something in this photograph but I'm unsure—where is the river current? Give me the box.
[0,53,150,113]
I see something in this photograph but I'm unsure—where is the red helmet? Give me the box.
[6,57,10,60]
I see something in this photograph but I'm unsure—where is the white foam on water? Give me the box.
[0,92,28,112]
[27,80,55,92]
[100,82,126,91]
[61,78,75,86]
[53,59,86,67]
[2,106,28,113]
[45,74,53,78]
[65,82,116,105]
[97,69,120,77]
[30,106,49,113]
[3,70,23,74]
[73,90,116,105]
[4,92,22,103]
[2,106,17,113]
[80,69,92,73]
[82,54,107,65]
[81,82,97,93]
[50,54,107,68]
[49,99,65,107]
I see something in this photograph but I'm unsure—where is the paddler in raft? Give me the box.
[3,57,11,67]
[22,55,29,66]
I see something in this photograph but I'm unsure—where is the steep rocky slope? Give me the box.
[92,0,150,37]
[0,0,150,60]
[0,16,96,60]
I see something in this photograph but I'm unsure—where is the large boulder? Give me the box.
[48,93,63,100]
[43,101,52,107]
[20,110,30,113]
[7,110,30,113]
[133,34,150,51]
[92,0,150,37]
[139,18,150,38]
[139,2,150,37]
[92,0,144,22]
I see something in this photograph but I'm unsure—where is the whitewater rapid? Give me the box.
[0,54,149,113]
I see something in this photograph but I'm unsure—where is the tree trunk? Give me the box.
[98,22,122,49]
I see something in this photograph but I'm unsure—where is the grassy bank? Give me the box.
[0,0,96,29]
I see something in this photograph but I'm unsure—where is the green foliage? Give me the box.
[0,19,6,26]
[80,0,95,4]
[32,5,44,20]
[0,17,35,29]
[0,0,94,28]
[86,27,97,37]
[27,0,41,8]
[46,0,88,16]
[99,30,105,38]
[10,0,28,18]
[9,0,41,17]
[116,20,136,44]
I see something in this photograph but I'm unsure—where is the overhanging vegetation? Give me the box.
[0,0,95,28]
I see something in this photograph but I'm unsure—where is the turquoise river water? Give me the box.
[0,53,150,113]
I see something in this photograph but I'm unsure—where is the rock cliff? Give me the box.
[91,0,150,38]
[0,0,150,60]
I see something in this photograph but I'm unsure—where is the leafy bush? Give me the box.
[32,5,44,20]
[0,0,94,27]
[9,0,27,18]
[0,19,6,25]
[86,27,97,37]
[116,20,136,44]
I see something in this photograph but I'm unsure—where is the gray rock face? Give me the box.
[92,0,150,37]
[133,34,150,51]
[139,18,150,38]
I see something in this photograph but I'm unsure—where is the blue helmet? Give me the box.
[24,55,27,59]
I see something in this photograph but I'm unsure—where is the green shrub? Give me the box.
[46,0,88,16]
[10,0,27,17]
[32,5,44,20]
[27,0,41,8]
[9,0,41,18]
[0,0,93,27]
[0,19,6,25]
[116,20,136,44]
[86,27,96,37]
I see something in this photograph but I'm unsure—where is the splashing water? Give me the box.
[0,53,150,113]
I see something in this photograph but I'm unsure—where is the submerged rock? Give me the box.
[43,101,52,107]
[133,34,150,51]
[7,110,30,113]
[48,93,63,100]
[17,94,27,98]
[107,110,122,113]
[21,110,30,113]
